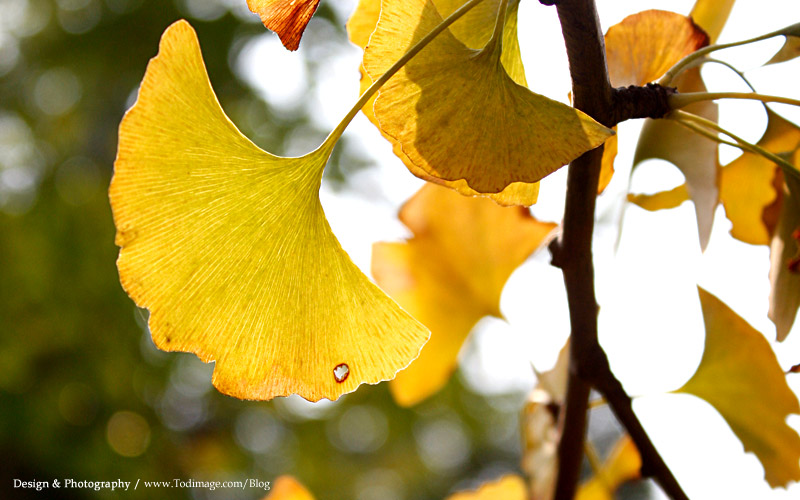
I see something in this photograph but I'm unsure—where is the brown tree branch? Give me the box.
[547,1,689,499]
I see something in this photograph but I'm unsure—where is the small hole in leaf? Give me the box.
[333,363,349,383]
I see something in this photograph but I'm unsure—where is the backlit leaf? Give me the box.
[362,0,612,195]
[605,10,709,88]
[110,20,429,402]
[246,0,320,51]
[627,185,689,211]
[770,169,800,341]
[721,110,800,245]
[347,0,541,206]
[603,10,708,195]
[446,475,526,500]
[576,436,642,500]
[678,288,800,487]
[634,68,718,250]
[767,36,800,65]
[689,0,735,43]
[372,184,556,406]
[264,476,315,500]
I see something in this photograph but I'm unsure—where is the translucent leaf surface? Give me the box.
[347,0,541,206]
[678,288,800,487]
[362,0,612,195]
[721,110,800,245]
[246,0,320,50]
[372,184,556,406]
[689,0,735,43]
[634,68,718,250]
[110,20,429,402]
[605,10,709,88]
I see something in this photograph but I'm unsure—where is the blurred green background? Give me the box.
[0,1,638,499]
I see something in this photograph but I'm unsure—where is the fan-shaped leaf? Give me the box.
[110,20,429,402]
[372,184,556,406]
[246,0,320,50]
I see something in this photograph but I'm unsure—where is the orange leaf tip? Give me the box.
[246,0,320,51]
[110,20,429,402]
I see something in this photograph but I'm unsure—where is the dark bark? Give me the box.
[545,1,690,499]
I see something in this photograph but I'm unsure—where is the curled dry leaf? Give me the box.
[678,288,800,487]
[348,0,540,206]
[602,10,709,200]
[246,0,320,51]
[110,20,429,402]
[264,476,315,500]
[521,340,569,500]
[770,165,800,341]
[372,184,556,406]
[361,0,611,196]
[721,110,800,245]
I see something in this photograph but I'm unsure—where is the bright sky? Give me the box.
[242,1,800,498]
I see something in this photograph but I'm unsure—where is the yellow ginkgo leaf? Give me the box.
[770,170,800,341]
[246,0,320,51]
[627,184,689,212]
[576,436,642,500]
[767,35,800,65]
[446,475,526,500]
[678,288,800,487]
[689,0,735,43]
[347,0,540,206]
[372,184,556,406]
[362,0,612,195]
[264,476,315,500]
[110,20,429,402]
[634,67,719,250]
[721,109,800,245]
[605,10,709,89]
[603,10,708,194]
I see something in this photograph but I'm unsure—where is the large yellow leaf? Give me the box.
[264,476,315,500]
[770,170,800,341]
[678,288,800,487]
[347,0,540,206]
[689,0,735,43]
[576,436,642,500]
[246,0,320,51]
[446,475,526,500]
[110,20,429,402]
[603,10,708,195]
[362,0,612,195]
[372,184,556,406]
[721,110,800,245]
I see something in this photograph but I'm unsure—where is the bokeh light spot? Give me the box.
[106,410,151,457]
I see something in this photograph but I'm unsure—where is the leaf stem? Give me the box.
[659,23,800,86]
[323,0,486,151]
[483,0,509,57]
[670,91,800,110]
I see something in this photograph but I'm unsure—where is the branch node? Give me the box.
[609,83,677,126]
[548,238,565,269]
